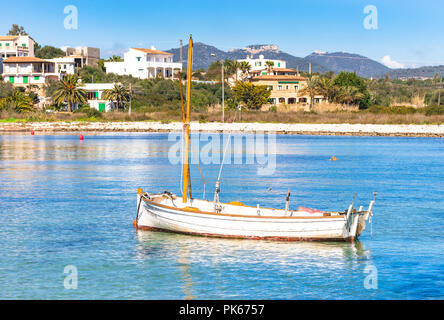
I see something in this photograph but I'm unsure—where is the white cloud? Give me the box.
[381,55,405,69]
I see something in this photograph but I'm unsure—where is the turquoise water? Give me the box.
[0,133,443,299]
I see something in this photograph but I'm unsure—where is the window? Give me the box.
[22,43,26,47]
[87,92,98,100]
[286,85,289,90]
[6,43,10,47]
[294,85,299,91]
[278,85,282,90]
[136,57,141,61]
[9,76,14,83]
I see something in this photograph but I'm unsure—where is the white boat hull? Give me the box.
[134,192,374,242]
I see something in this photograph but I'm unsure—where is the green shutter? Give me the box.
[23,76,29,84]
[99,103,106,112]
[6,43,9,47]
[278,62,281,67]
[95,91,99,99]
[9,76,14,84]
[34,76,40,81]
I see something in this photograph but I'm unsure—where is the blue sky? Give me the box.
[2,0,443,67]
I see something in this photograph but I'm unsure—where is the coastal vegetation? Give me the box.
[0,22,443,124]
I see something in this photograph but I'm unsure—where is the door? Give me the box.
[98,103,106,112]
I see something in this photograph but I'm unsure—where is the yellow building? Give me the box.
[251,73,324,108]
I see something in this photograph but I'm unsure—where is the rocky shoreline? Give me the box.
[1,121,443,137]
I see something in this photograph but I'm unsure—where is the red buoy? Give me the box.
[30,130,35,135]
[79,135,84,141]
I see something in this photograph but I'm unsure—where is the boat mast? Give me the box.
[182,35,193,203]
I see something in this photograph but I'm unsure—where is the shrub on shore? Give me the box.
[423,105,444,116]
[367,105,417,114]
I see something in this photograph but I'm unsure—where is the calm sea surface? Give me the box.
[0,133,443,299]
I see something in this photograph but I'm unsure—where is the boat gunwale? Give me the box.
[141,196,346,220]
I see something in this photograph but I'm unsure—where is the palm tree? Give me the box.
[224,60,241,81]
[109,55,123,62]
[239,61,251,80]
[299,76,321,109]
[317,77,336,103]
[337,86,365,107]
[265,61,274,74]
[9,91,34,113]
[102,83,131,112]
[52,75,87,112]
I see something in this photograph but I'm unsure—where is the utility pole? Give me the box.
[222,62,224,123]
[129,83,132,116]
[210,53,224,123]
[439,78,442,106]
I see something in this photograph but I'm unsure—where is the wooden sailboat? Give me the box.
[134,35,376,242]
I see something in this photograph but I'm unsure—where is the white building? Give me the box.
[105,47,182,79]
[0,35,35,59]
[83,83,117,112]
[237,54,286,71]
[2,56,59,86]
[48,57,76,75]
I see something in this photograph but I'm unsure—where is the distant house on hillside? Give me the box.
[60,46,101,68]
[237,54,286,71]
[0,35,35,59]
[105,47,182,79]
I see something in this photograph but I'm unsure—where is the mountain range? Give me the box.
[167,43,444,79]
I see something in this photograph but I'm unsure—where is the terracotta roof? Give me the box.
[0,36,19,41]
[131,48,173,55]
[252,75,307,81]
[3,56,51,63]
[251,68,298,73]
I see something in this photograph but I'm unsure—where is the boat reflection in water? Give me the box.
[134,230,372,299]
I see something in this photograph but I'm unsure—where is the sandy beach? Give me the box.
[0,121,443,137]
